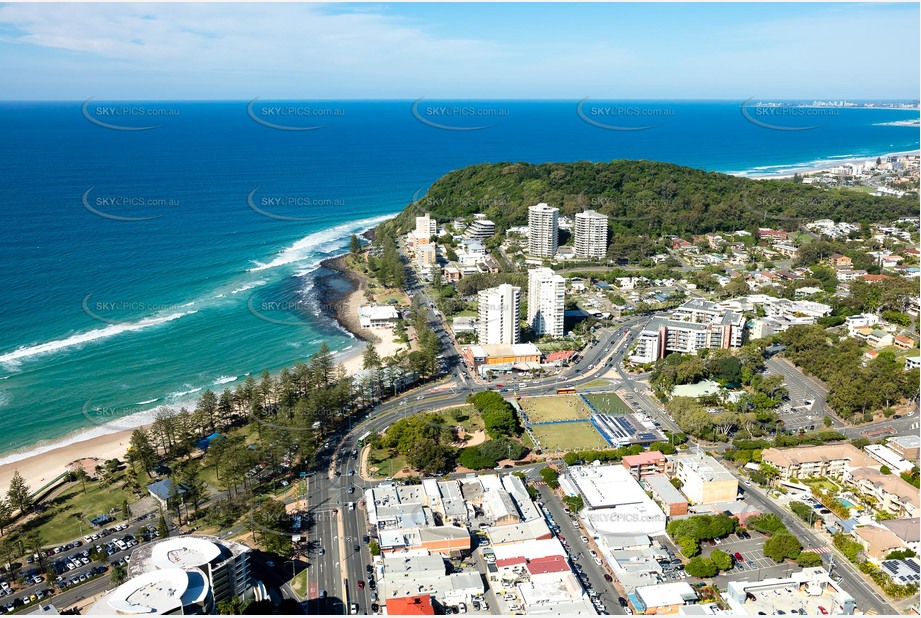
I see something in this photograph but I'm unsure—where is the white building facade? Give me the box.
[528,268,566,338]
[477,284,521,345]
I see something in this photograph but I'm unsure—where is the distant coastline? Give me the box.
[735,149,920,180]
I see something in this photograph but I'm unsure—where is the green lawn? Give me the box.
[580,379,612,389]
[521,395,588,423]
[290,567,308,597]
[802,477,839,492]
[199,465,228,491]
[30,478,136,545]
[367,448,409,479]
[530,422,609,452]
[583,392,632,415]
[440,405,482,433]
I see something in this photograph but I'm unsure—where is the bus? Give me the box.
[556,387,577,395]
[357,431,371,447]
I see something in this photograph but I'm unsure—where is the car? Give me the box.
[744,480,752,486]
[706,539,716,546]
[357,580,365,590]
[594,557,603,566]
[734,552,744,562]
[416,395,425,401]
[369,580,376,590]
[370,603,380,613]
[320,590,327,598]
[893,414,902,419]
[818,607,828,615]
[603,573,613,582]
[350,603,359,615]
[319,548,325,555]
[589,550,597,557]
[366,564,374,573]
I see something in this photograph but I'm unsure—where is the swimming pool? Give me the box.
[838,498,856,508]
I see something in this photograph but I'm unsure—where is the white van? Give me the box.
[348,502,355,512]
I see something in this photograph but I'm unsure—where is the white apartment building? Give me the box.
[477,284,521,345]
[574,210,609,259]
[415,213,437,241]
[846,313,880,335]
[528,203,559,258]
[630,300,745,363]
[528,268,566,338]
[464,216,496,241]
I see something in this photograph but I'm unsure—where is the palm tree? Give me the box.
[73,469,89,494]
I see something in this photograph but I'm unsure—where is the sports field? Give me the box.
[582,392,632,415]
[530,422,609,451]
[520,395,589,423]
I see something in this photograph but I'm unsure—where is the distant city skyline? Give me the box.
[0,3,917,100]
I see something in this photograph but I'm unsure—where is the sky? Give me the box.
[0,2,917,100]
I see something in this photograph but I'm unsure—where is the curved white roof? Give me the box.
[90,568,210,615]
[150,536,222,570]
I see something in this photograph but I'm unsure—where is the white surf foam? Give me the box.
[248,213,395,272]
[0,310,196,365]
[213,375,238,385]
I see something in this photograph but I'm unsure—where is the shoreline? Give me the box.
[0,244,400,491]
[735,149,920,180]
[1,141,915,489]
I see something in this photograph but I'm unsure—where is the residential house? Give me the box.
[829,253,853,268]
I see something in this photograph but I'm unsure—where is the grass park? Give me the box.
[582,392,632,416]
[530,422,609,452]
[28,473,138,546]
[520,395,589,423]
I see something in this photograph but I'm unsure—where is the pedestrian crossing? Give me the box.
[910,421,919,431]
[812,546,832,554]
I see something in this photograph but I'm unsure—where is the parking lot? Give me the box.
[702,530,799,584]
[777,402,820,431]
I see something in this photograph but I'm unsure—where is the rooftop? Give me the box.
[644,474,689,505]
[567,463,652,509]
[670,452,736,483]
[622,451,666,467]
[881,518,921,543]
[88,568,209,615]
[888,434,921,450]
[385,595,436,615]
[761,443,879,469]
[635,581,698,608]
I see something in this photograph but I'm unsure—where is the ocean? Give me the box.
[0,100,917,461]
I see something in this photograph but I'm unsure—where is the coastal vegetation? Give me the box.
[777,325,919,422]
[368,393,530,476]
[379,161,916,262]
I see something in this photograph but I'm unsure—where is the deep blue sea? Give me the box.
[0,100,917,459]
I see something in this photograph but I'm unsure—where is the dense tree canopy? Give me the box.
[381,161,914,244]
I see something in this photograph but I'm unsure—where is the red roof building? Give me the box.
[526,555,571,576]
[386,595,436,615]
[858,274,890,284]
[544,350,575,363]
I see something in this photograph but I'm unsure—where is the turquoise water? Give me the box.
[838,498,856,508]
[0,100,917,460]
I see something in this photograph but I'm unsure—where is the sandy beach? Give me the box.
[0,427,136,497]
[745,149,920,180]
[0,249,406,495]
[323,254,409,375]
